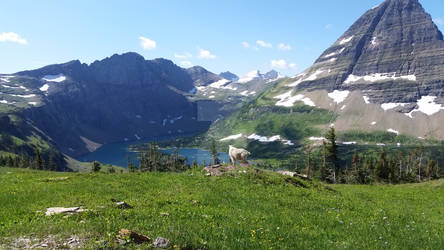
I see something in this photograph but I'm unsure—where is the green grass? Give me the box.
[0,167,442,249]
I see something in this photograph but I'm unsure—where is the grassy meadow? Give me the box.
[0,167,443,249]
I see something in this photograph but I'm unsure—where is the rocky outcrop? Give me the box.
[186,66,222,87]
[219,71,239,81]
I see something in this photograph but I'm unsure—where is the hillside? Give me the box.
[0,167,442,249]
[177,0,444,165]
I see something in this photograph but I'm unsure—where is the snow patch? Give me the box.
[387,128,399,135]
[309,137,325,141]
[341,105,346,110]
[208,79,230,89]
[328,90,350,104]
[405,96,444,117]
[40,84,50,92]
[135,134,141,140]
[305,69,324,81]
[339,36,354,45]
[42,74,66,82]
[381,103,407,111]
[220,134,243,141]
[323,48,345,58]
[10,94,36,98]
[247,134,293,146]
[371,121,377,126]
[274,91,315,107]
[371,36,378,46]
[238,71,260,83]
[329,58,337,62]
[240,90,256,96]
[363,96,370,104]
[0,100,9,104]
[376,143,386,146]
[344,72,416,84]
[28,102,38,106]
[209,95,215,99]
[342,141,357,145]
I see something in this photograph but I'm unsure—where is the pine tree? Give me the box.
[92,160,101,172]
[305,145,312,178]
[352,152,359,171]
[209,138,219,165]
[127,155,138,172]
[321,140,327,181]
[325,127,339,183]
[48,151,58,171]
[33,146,44,170]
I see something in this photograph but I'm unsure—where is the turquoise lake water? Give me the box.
[76,137,229,167]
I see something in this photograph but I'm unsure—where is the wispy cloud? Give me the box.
[271,59,297,70]
[271,59,288,69]
[325,24,333,29]
[278,43,292,51]
[256,40,272,48]
[0,32,27,45]
[198,48,216,59]
[433,17,444,26]
[242,41,250,48]
[139,36,156,50]
[179,61,193,68]
[174,52,192,59]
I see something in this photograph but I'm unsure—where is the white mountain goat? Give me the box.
[228,145,250,166]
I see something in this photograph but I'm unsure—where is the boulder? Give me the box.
[152,237,170,248]
[45,207,87,216]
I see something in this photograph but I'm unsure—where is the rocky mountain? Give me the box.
[186,66,222,87]
[281,0,444,139]
[0,52,212,162]
[219,71,239,82]
[190,69,283,121]
[196,0,444,159]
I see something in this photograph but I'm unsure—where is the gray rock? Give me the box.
[152,237,170,248]
[115,201,133,209]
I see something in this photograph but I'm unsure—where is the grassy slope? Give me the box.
[0,167,443,249]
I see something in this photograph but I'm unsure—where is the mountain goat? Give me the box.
[229,145,250,166]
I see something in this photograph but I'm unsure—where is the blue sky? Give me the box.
[1,0,443,77]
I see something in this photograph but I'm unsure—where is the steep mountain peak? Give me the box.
[289,0,444,105]
[186,66,222,87]
[219,71,239,82]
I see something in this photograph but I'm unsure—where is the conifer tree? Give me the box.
[325,127,339,183]
[33,146,44,170]
[92,160,101,172]
[209,138,219,165]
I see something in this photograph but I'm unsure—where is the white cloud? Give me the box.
[433,17,444,25]
[139,36,156,50]
[271,59,288,69]
[278,43,292,51]
[0,32,27,45]
[325,24,333,29]
[289,63,297,69]
[174,52,192,59]
[242,42,250,48]
[256,40,272,48]
[179,61,193,68]
[198,48,216,59]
